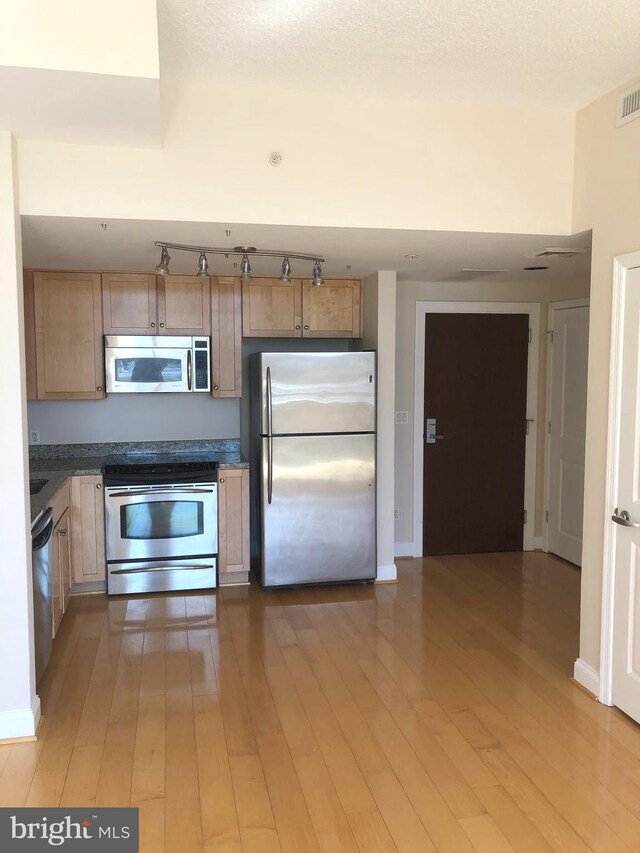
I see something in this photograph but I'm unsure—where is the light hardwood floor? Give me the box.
[2,552,640,852]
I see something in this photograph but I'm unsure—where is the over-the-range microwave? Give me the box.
[105,335,211,393]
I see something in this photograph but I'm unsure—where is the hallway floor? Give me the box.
[1,552,639,852]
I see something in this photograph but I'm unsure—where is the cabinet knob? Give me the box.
[150,322,156,328]
[97,386,103,391]
[213,385,219,390]
[304,325,309,330]
[296,325,301,330]
[159,323,165,328]
[96,483,102,490]
[219,477,225,484]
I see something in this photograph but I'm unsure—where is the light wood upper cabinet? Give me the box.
[71,475,106,586]
[211,276,242,397]
[218,468,250,582]
[241,278,362,338]
[302,279,362,338]
[34,272,104,399]
[102,273,211,336]
[242,278,303,337]
[157,275,211,335]
[24,271,37,400]
[102,273,157,334]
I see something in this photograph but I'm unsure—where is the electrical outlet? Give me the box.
[29,430,40,445]
[394,509,399,519]
[395,411,409,424]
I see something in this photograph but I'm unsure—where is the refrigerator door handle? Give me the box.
[266,365,273,504]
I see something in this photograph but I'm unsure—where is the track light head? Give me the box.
[196,251,209,277]
[240,254,252,280]
[155,246,171,275]
[280,257,292,282]
[312,260,324,287]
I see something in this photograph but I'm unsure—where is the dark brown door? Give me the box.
[423,313,529,555]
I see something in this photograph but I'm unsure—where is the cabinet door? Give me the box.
[157,275,211,335]
[71,476,106,585]
[302,279,362,338]
[211,276,242,397]
[218,469,250,582]
[242,279,302,337]
[57,507,72,611]
[102,273,157,335]
[23,270,37,400]
[51,514,65,636]
[34,272,104,399]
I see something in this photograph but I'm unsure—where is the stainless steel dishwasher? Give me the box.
[32,508,54,683]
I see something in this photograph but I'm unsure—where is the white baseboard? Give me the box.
[0,694,41,741]
[532,536,543,550]
[394,542,413,558]
[376,563,398,582]
[573,658,600,697]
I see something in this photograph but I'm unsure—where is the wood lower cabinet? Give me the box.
[211,276,242,397]
[218,468,250,584]
[242,278,303,337]
[33,271,104,399]
[302,278,362,338]
[242,278,362,338]
[50,479,71,637]
[71,475,106,587]
[102,273,157,334]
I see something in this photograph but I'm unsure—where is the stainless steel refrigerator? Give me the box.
[250,351,376,587]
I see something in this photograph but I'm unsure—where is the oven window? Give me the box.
[115,357,183,384]
[120,501,204,539]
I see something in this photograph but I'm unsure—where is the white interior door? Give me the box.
[546,305,589,565]
[612,266,640,721]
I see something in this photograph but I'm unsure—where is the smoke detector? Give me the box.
[526,247,589,259]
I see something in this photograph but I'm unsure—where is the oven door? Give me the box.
[106,345,191,393]
[105,484,218,562]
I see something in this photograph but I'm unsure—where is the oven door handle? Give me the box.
[110,564,215,575]
[106,488,216,498]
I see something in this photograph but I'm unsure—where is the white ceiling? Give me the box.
[157,0,640,109]
[21,215,591,287]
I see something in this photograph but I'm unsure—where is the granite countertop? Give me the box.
[29,440,248,525]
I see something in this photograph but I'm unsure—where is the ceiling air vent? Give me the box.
[617,84,640,127]
[527,247,589,259]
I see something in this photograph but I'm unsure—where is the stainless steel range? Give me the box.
[104,461,218,595]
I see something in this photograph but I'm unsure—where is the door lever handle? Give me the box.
[425,418,444,444]
[612,509,640,528]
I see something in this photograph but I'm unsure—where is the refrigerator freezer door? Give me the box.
[258,352,375,435]
[260,434,376,586]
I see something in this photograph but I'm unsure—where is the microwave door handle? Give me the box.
[266,366,273,504]
[187,348,193,391]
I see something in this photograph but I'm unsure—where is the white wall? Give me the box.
[572,74,640,681]
[27,396,240,445]
[17,78,575,235]
[364,272,397,581]
[0,131,39,739]
[394,276,591,552]
[0,0,159,78]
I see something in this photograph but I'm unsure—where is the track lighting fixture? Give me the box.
[240,254,252,280]
[280,257,292,282]
[155,246,171,275]
[196,252,209,277]
[312,260,324,287]
[153,242,325,284]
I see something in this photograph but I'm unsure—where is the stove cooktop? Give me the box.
[103,459,218,486]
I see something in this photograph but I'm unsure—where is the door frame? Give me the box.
[412,301,540,557]
[599,251,640,706]
[542,298,590,554]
